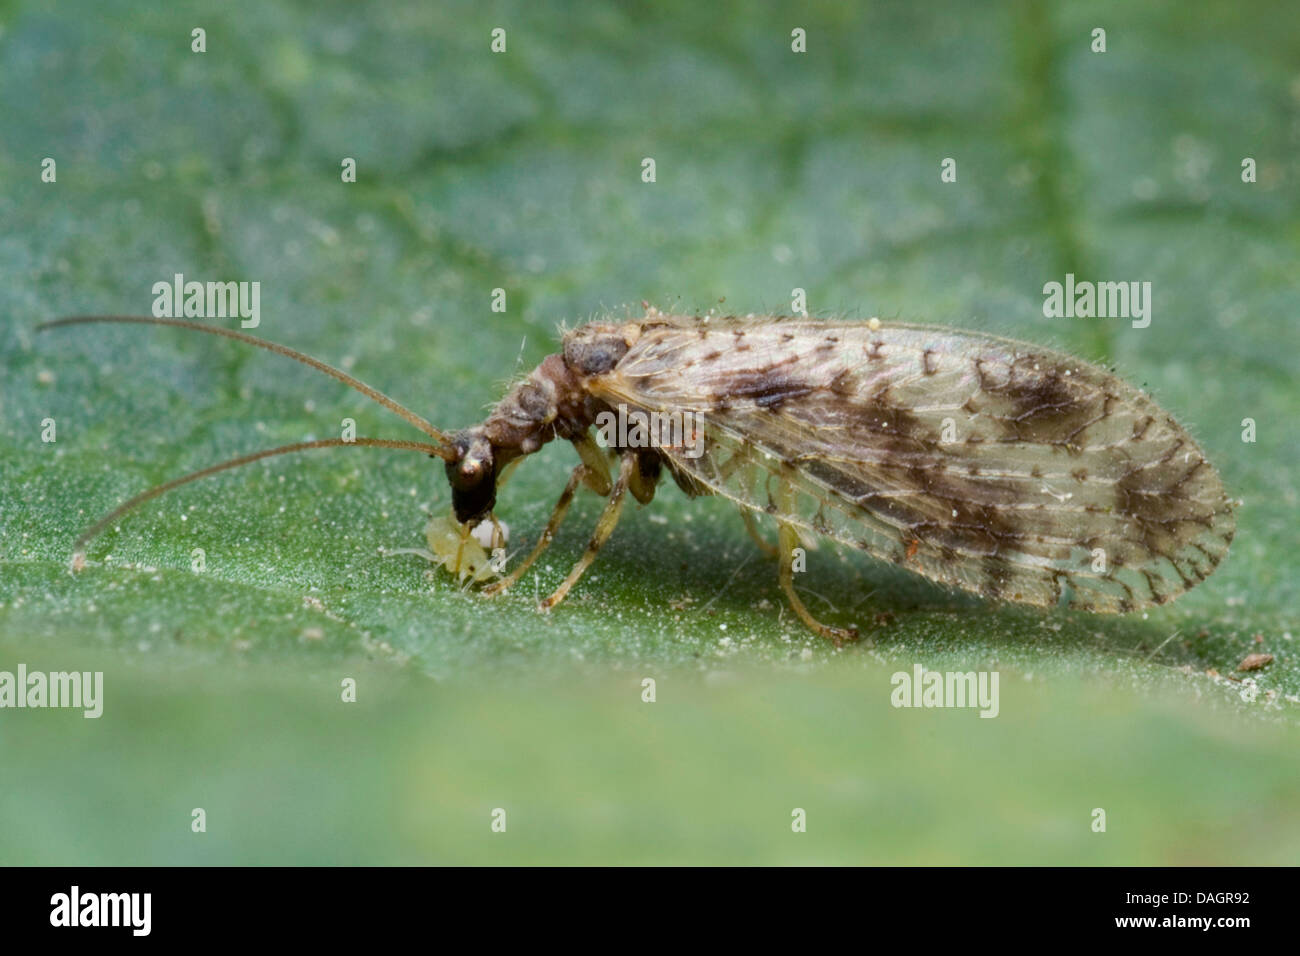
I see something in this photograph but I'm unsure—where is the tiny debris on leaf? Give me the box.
[1236,653,1273,672]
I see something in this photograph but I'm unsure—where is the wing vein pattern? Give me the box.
[588,317,1234,611]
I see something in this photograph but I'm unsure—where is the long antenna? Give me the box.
[71,436,446,559]
[38,315,453,448]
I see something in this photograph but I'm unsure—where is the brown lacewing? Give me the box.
[38,308,1235,645]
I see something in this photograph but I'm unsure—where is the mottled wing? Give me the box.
[589,318,1234,611]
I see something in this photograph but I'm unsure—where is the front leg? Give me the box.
[482,463,587,597]
[572,431,613,495]
[539,451,636,611]
[482,431,612,598]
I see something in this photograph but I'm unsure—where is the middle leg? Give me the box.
[539,452,636,611]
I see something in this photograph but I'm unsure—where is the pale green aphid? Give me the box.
[385,512,506,585]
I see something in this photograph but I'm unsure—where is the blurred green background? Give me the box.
[1,0,1297,864]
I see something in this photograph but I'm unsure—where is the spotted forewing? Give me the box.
[587,317,1234,611]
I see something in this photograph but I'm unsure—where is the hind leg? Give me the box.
[740,508,778,558]
[777,523,859,646]
[772,474,858,645]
